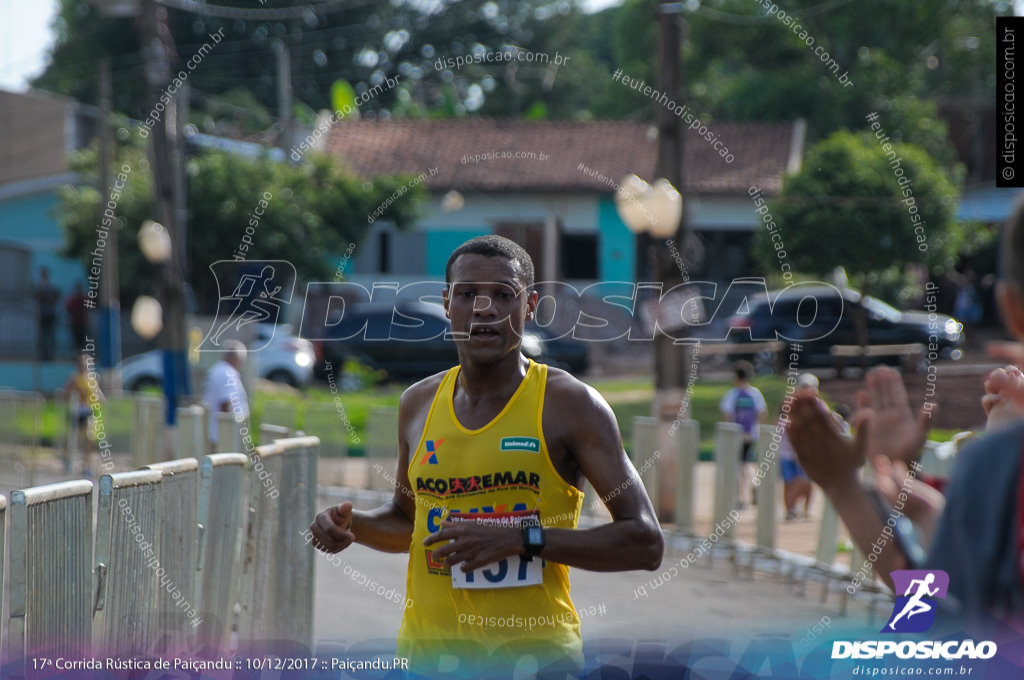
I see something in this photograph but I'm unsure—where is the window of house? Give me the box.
[560,233,598,280]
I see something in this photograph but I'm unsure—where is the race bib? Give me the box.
[448,510,543,590]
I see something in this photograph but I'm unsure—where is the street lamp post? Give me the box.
[90,0,188,436]
[615,173,683,279]
[615,175,688,521]
[133,220,188,451]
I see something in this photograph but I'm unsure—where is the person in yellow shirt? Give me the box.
[310,236,664,677]
[63,351,104,475]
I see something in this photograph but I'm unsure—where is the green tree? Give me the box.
[32,0,604,123]
[57,130,423,311]
[754,130,963,282]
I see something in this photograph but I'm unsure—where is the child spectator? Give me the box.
[720,360,767,508]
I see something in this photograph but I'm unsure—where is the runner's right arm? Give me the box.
[309,379,431,554]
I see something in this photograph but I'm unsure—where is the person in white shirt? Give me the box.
[202,339,248,451]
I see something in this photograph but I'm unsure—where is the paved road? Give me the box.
[312,489,882,655]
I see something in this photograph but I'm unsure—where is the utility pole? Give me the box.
[653,2,689,396]
[97,56,122,390]
[650,1,690,523]
[140,0,188,433]
[174,80,189,282]
[274,39,293,152]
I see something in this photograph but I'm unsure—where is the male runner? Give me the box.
[310,235,664,676]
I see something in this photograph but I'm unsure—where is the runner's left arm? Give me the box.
[536,382,664,572]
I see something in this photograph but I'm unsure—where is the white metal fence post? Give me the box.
[713,422,743,541]
[195,453,249,649]
[93,469,164,657]
[8,480,94,666]
[144,457,200,653]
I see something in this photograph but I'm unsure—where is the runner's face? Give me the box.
[443,254,536,366]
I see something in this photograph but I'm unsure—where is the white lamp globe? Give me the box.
[441,190,465,213]
[139,220,172,264]
[615,174,653,234]
[131,296,163,339]
[648,179,683,238]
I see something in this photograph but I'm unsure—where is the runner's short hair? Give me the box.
[445,235,535,290]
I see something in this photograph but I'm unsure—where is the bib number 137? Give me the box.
[447,510,543,590]
[451,554,542,589]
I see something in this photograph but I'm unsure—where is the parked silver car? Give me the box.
[118,323,315,391]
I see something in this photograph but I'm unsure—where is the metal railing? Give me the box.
[236,436,318,646]
[131,396,163,467]
[1,403,320,668]
[8,480,94,659]
[175,406,205,460]
[143,457,200,654]
[274,436,318,645]
[0,494,6,660]
[93,469,164,657]
[195,452,248,649]
[215,412,245,455]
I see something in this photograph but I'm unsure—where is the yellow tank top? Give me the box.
[71,373,99,406]
[396,359,584,671]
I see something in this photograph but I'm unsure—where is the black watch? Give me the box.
[521,518,545,561]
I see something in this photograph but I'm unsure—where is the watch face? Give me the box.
[527,527,543,545]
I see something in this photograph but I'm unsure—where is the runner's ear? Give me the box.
[525,288,539,319]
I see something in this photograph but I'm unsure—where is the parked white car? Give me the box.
[118,323,315,391]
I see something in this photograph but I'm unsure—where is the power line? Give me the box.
[155,0,366,21]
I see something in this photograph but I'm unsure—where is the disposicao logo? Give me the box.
[883,569,948,634]
[500,437,540,453]
[831,569,997,661]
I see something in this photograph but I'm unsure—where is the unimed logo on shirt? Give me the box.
[500,437,540,453]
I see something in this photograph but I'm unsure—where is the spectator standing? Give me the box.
[65,282,90,351]
[202,340,249,452]
[35,267,60,360]
[63,352,104,475]
[720,360,767,508]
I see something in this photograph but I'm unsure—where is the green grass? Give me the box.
[12,375,963,460]
[592,376,791,460]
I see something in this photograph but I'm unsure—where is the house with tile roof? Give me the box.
[324,117,806,286]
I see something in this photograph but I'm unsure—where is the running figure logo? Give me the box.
[882,570,949,633]
[200,260,295,351]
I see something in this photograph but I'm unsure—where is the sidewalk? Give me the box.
[312,484,876,650]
